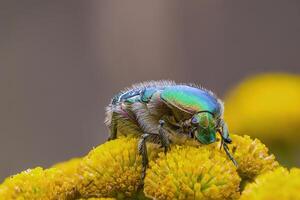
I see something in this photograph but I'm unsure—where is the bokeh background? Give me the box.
[1,0,299,181]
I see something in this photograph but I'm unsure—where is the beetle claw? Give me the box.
[225,137,232,144]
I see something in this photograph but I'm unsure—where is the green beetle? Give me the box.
[105,80,237,182]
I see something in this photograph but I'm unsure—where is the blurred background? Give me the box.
[1,0,299,181]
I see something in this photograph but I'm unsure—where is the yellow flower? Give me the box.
[224,73,300,143]
[0,157,82,200]
[240,167,300,200]
[51,157,83,199]
[0,167,45,200]
[0,134,279,199]
[199,134,278,183]
[76,137,162,199]
[144,145,241,200]
[228,134,279,182]
[0,167,77,200]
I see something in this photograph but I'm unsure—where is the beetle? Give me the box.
[105,80,237,182]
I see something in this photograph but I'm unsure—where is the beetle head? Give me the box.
[191,112,217,144]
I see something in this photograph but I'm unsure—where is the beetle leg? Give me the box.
[108,112,118,141]
[188,127,197,139]
[220,136,224,150]
[220,120,232,143]
[188,129,193,139]
[223,143,238,167]
[218,126,238,167]
[138,133,150,187]
[217,129,224,150]
[158,120,171,154]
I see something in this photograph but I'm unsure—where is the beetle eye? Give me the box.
[191,116,199,125]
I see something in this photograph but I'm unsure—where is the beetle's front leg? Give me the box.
[219,120,232,143]
[137,133,150,187]
[223,143,238,167]
[158,120,171,154]
[218,120,238,167]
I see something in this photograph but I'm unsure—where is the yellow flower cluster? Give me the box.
[224,73,300,143]
[0,166,78,200]
[0,167,45,200]
[144,145,241,200]
[0,133,282,200]
[240,167,300,200]
[142,133,279,200]
[76,136,162,199]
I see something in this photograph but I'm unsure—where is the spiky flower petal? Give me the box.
[240,167,300,200]
[144,145,241,200]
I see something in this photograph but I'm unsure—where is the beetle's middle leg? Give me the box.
[137,121,171,188]
[138,133,150,186]
[158,120,171,154]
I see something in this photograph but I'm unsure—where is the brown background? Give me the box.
[0,0,299,181]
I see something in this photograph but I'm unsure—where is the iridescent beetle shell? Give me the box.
[161,85,222,115]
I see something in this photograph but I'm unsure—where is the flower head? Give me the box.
[224,73,300,143]
[144,145,241,200]
[0,167,46,200]
[0,166,78,200]
[228,134,279,181]
[196,134,279,183]
[240,167,300,200]
[0,134,279,200]
[76,137,162,199]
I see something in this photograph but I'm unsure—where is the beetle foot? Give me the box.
[137,166,147,190]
